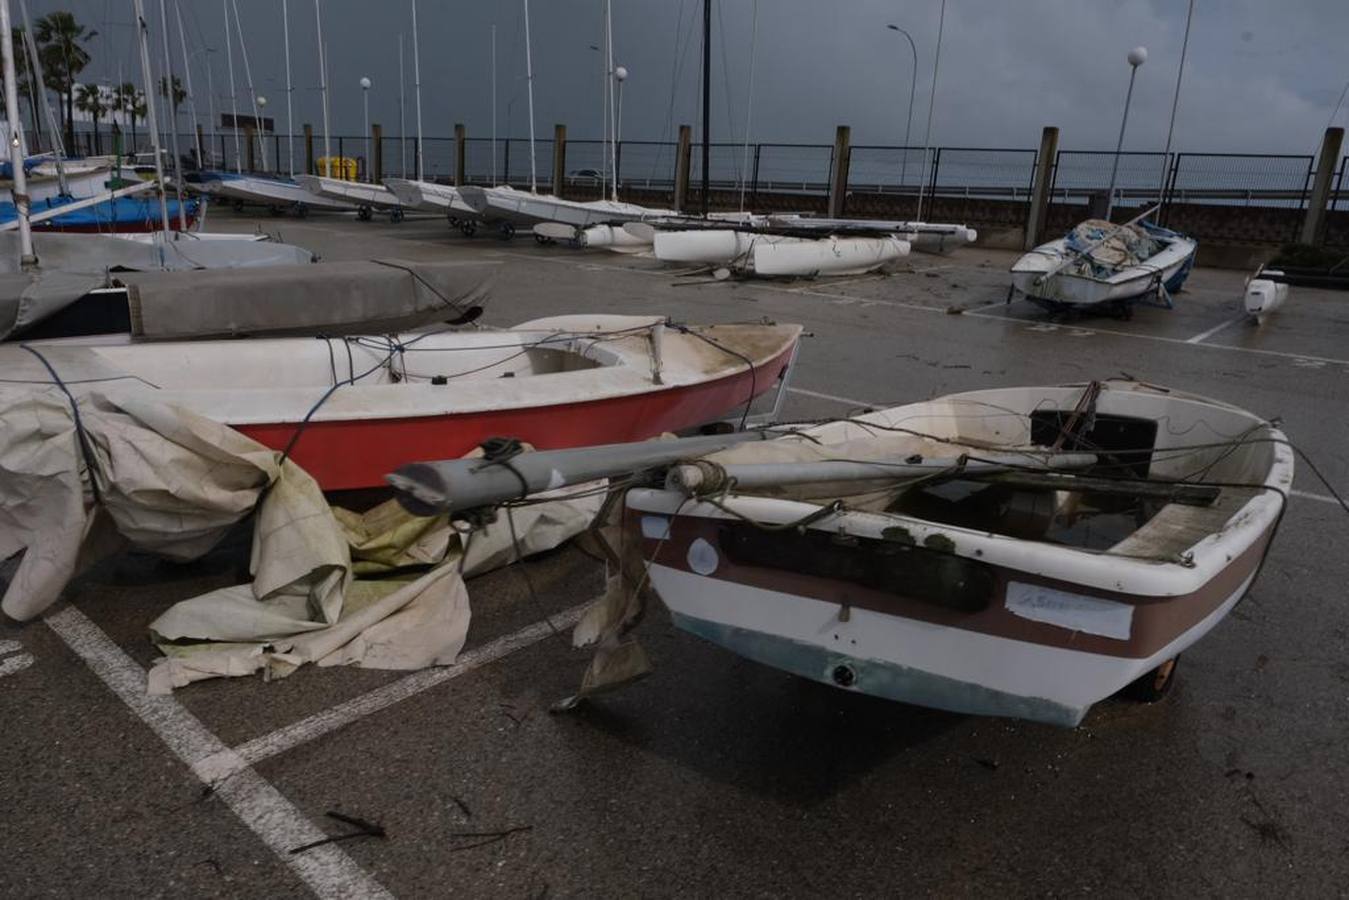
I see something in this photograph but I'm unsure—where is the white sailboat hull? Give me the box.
[201,175,357,211]
[383,178,477,215]
[1010,232,1198,308]
[460,185,675,229]
[296,174,402,209]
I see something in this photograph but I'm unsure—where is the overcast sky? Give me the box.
[29,0,1349,154]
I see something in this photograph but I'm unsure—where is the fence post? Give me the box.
[673,124,692,211]
[1024,126,1060,249]
[372,123,383,182]
[552,124,567,198]
[827,125,851,217]
[503,139,511,186]
[454,123,466,185]
[1300,127,1344,245]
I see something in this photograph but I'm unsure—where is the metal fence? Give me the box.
[53,123,1345,244]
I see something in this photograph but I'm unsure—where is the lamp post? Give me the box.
[359,75,371,181]
[885,25,918,191]
[256,94,268,173]
[1105,46,1147,222]
[613,64,626,200]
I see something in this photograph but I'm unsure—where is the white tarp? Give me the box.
[0,386,599,691]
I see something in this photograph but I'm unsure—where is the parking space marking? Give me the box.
[786,386,877,408]
[1185,314,1247,344]
[222,604,588,773]
[1292,489,1344,506]
[45,607,393,900]
[0,639,34,678]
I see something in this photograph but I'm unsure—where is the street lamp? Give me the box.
[360,75,371,182]
[256,95,268,172]
[1105,46,1147,222]
[613,64,627,199]
[886,25,918,191]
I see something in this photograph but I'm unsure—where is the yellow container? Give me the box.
[316,156,357,180]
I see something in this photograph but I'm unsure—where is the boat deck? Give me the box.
[4,209,1347,898]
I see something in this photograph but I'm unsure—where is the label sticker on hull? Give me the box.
[1005,581,1133,640]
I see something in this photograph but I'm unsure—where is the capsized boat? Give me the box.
[296,174,406,222]
[7,315,801,491]
[618,381,1291,726]
[1011,218,1197,314]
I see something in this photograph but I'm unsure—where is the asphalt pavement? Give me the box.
[2,208,1346,898]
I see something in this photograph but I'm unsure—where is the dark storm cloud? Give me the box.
[30,0,1349,153]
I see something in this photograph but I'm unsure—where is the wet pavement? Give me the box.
[2,208,1347,897]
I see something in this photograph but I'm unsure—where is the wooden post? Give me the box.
[372,124,383,183]
[244,124,256,172]
[552,124,567,198]
[304,123,314,175]
[1300,126,1344,245]
[1024,126,1060,249]
[673,124,692,212]
[827,125,851,218]
[454,123,466,186]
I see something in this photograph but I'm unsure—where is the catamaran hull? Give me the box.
[200,174,357,212]
[752,235,908,276]
[296,174,403,210]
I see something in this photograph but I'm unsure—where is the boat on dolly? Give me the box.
[296,174,406,222]
[1010,211,1197,317]
[192,171,357,217]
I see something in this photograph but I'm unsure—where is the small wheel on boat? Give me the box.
[295,203,310,219]
[1122,656,1179,704]
[534,233,554,246]
[232,199,244,212]
[267,205,283,217]
[459,221,477,238]
[390,207,405,223]
[357,204,373,221]
[497,222,516,240]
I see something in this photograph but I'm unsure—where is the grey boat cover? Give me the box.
[0,249,494,340]
[118,257,495,339]
[0,230,314,275]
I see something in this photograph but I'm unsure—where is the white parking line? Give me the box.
[220,604,587,773]
[0,639,34,678]
[1292,488,1344,506]
[45,607,393,900]
[1185,314,1247,344]
[786,386,877,408]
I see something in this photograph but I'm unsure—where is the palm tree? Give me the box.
[114,82,145,154]
[74,83,108,155]
[158,75,186,143]
[34,12,96,151]
[11,27,42,142]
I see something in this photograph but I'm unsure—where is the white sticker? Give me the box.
[687,537,720,575]
[640,515,671,540]
[1004,581,1133,640]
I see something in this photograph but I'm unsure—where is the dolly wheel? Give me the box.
[497,222,516,240]
[357,205,373,221]
[459,221,477,238]
[295,203,310,219]
[390,208,405,223]
[1122,656,1179,703]
[534,233,554,246]
[232,199,244,212]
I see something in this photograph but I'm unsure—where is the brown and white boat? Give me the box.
[625,381,1294,726]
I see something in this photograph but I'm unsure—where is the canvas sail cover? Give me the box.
[1062,219,1161,278]
[0,385,598,691]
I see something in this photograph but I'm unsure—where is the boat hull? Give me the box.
[235,338,796,490]
[1011,230,1197,309]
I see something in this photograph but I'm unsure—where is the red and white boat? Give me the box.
[8,315,800,491]
[625,381,1294,726]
